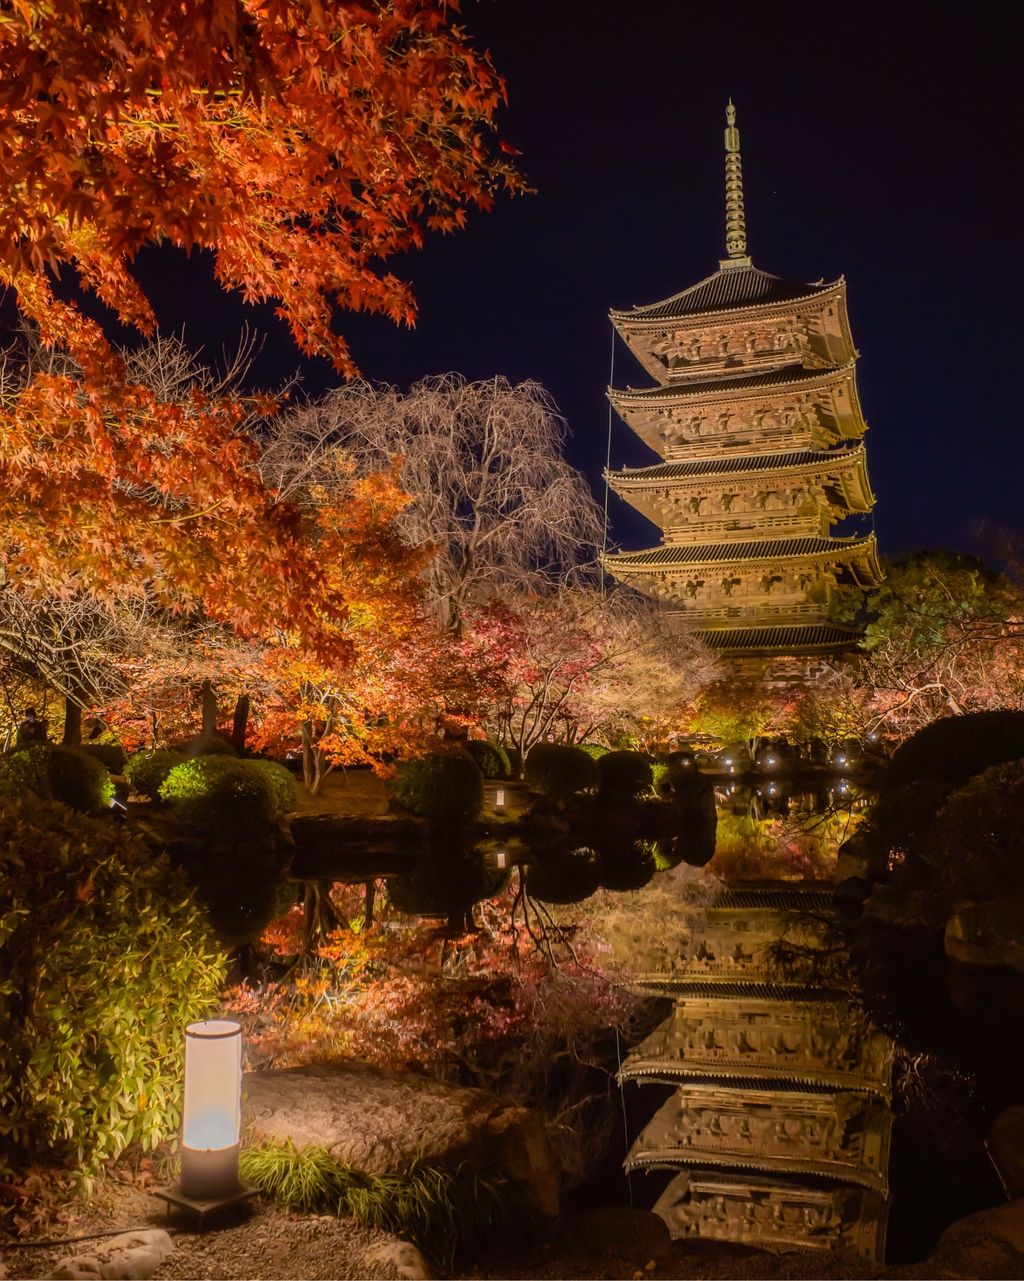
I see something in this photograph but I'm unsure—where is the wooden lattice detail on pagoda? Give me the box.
[620,995,893,1097]
[653,1172,889,1260]
[601,102,881,666]
[627,1082,892,1192]
[618,878,893,1263]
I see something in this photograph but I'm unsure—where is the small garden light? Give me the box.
[155,1019,258,1224]
[495,787,506,811]
[496,848,508,869]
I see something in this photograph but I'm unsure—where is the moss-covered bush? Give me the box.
[159,756,277,843]
[596,750,653,803]
[79,742,126,774]
[247,759,299,814]
[464,740,511,780]
[886,710,1024,790]
[524,743,598,802]
[0,799,224,1174]
[124,748,184,801]
[0,743,113,813]
[388,752,484,825]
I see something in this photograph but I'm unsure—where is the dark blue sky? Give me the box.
[136,1,1021,562]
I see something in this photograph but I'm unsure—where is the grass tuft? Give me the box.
[239,1140,540,1268]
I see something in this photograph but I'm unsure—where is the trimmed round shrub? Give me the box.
[247,759,299,814]
[388,752,484,824]
[0,798,225,1173]
[80,742,126,774]
[465,739,511,780]
[183,733,239,759]
[0,743,113,813]
[524,743,599,802]
[933,759,1024,898]
[597,839,657,892]
[886,710,1024,791]
[597,750,654,803]
[525,847,602,904]
[160,756,277,844]
[578,742,610,761]
[387,848,507,917]
[124,748,185,801]
[0,745,53,802]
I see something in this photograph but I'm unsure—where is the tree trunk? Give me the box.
[61,695,82,747]
[231,694,250,752]
[200,678,218,737]
[363,880,376,928]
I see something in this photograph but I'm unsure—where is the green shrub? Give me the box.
[389,753,484,824]
[886,710,1024,791]
[0,745,53,802]
[183,733,238,758]
[464,740,511,780]
[159,756,277,844]
[933,759,1024,898]
[596,750,653,803]
[0,799,225,1174]
[239,1142,538,1270]
[79,742,126,774]
[597,839,657,892]
[578,742,609,761]
[524,847,601,905]
[0,744,113,813]
[247,760,299,814]
[524,743,598,802]
[124,748,184,800]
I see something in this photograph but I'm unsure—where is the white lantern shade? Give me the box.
[495,789,506,808]
[183,1020,242,1151]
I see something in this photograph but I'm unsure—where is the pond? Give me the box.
[260,777,1021,1267]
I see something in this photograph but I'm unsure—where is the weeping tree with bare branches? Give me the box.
[264,375,604,633]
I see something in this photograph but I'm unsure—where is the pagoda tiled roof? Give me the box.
[694,624,862,652]
[612,446,863,483]
[612,265,835,323]
[606,535,875,567]
[612,364,840,402]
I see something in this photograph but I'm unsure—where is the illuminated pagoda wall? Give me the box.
[602,103,881,678]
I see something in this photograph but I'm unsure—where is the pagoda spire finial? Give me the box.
[721,98,752,270]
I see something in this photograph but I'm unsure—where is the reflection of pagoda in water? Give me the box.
[602,104,882,680]
[619,883,892,1262]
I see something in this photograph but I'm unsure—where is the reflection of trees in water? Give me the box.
[712,793,867,881]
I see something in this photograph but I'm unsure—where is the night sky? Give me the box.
[133,1,1020,563]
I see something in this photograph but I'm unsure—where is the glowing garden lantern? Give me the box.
[495,788,506,810]
[180,1020,243,1200]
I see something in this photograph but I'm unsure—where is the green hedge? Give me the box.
[464,740,511,780]
[524,743,598,802]
[79,742,126,774]
[578,742,609,761]
[0,799,225,1174]
[0,744,114,813]
[124,748,185,800]
[597,750,653,803]
[159,756,277,843]
[389,753,484,824]
[247,760,299,814]
[886,710,1024,790]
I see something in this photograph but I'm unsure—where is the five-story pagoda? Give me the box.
[603,103,881,676]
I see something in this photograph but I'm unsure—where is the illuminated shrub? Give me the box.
[0,799,224,1174]
[596,750,653,803]
[524,743,598,802]
[183,733,239,758]
[886,710,1024,790]
[389,752,484,825]
[159,756,277,842]
[465,740,511,780]
[247,760,299,814]
[124,748,184,800]
[80,742,126,774]
[0,743,113,813]
[578,742,609,761]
